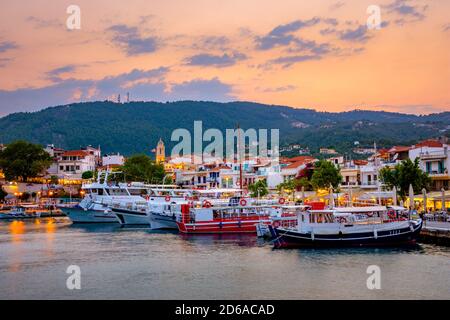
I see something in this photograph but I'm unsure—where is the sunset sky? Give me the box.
[0,0,449,116]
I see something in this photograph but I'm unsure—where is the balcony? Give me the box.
[341,182,360,188]
[427,170,449,179]
[420,151,447,160]
[360,181,379,189]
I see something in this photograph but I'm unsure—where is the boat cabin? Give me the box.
[296,206,391,229]
[184,205,275,222]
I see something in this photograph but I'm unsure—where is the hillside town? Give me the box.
[1,136,449,212]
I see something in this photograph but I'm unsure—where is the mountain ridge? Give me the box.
[0,100,448,155]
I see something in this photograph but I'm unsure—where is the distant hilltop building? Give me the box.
[319,148,337,155]
[155,138,165,163]
[353,147,376,155]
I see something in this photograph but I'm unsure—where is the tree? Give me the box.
[0,186,7,202]
[49,175,59,185]
[0,140,52,182]
[248,180,268,198]
[121,154,165,183]
[310,160,343,190]
[379,158,431,200]
[276,178,302,200]
[82,171,94,180]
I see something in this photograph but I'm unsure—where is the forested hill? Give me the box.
[0,101,448,156]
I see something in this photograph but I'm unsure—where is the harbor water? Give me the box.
[0,218,449,300]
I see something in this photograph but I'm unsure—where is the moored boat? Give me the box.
[111,188,190,226]
[269,206,423,248]
[60,171,159,224]
[176,204,274,234]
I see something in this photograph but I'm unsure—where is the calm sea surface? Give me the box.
[0,218,449,300]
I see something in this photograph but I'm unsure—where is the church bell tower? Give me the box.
[155,138,165,163]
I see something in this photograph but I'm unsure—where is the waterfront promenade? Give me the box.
[421,221,450,246]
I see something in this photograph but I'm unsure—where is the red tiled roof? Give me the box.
[284,160,309,170]
[210,165,232,172]
[388,146,411,153]
[61,150,89,157]
[354,160,368,166]
[414,139,443,148]
[282,156,315,164]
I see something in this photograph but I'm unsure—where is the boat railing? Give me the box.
[110,200,148,212]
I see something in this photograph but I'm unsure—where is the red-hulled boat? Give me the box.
[176,204,274,234]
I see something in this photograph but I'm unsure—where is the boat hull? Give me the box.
[149,212,178,230]
[177,217,271,234]
[111,208,150,226]
[62,206,118,223]
[269,220,423,248]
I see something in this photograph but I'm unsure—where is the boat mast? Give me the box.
[237,123,243,192]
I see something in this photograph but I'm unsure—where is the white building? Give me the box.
[328,156,344,167]
[102,153,125,167]
[253,162,283,189]
[44,144,66,175]
[409,140,449,191]
[359,164,379,189]
[57,150,97,179]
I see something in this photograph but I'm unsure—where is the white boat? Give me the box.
[269,205,422,248]
[146,188,272,229]
[61,171,163,224]
[148,200,186,229]
[111,187,244,228]
[111,188,190,226]
[0,207,28,220]
[256,205,309,238]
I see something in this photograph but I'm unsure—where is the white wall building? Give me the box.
[102,153,125,166]
[359,164,379,189]
[409,140,449,191]
[57,150,97,179]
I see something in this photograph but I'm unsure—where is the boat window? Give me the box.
[317,214,323,223]
[98,189,103,195]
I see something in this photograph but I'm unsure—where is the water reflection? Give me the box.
[179,233,261,248]
[68,223,123,233]
[9,221,25,243]
[291,244,425,256]
[1,218,450,299]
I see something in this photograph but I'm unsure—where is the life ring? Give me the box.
[273,220,281,228]
[145,195,150,201]
[278,198,286,205]
[388,210,396,219]
[203,200,212,208]
[165,195,171,202]
[239,198,247,206]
